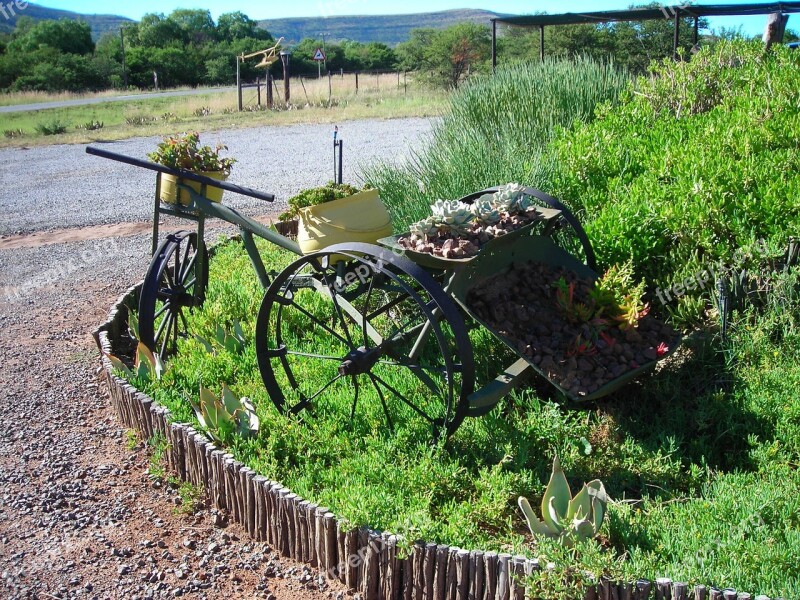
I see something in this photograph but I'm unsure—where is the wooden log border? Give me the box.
[93,285,784,600]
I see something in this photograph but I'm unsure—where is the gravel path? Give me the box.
[0,117,433,599]
[0,117,432,235]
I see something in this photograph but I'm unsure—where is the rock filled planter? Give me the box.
[94,284,774,600]
[467,261,680,399]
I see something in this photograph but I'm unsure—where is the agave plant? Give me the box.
[518,456,608,546]
[430,199,474,236]
[191,384,260,444]
[104,342,165,382]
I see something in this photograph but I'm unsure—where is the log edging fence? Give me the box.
[93,283,782,600]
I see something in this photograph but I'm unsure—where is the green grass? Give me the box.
[364,58,629,231]
[115,43,800,597]
[130,237,800,597]
[0,85,446,147]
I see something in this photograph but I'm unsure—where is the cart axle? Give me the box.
[338,345,382,376]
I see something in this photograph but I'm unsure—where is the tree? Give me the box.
[398,23,490,89]
[7,19,94,55]
[218,12,271,42]
[135,14,185,48]
[170,9,216,45]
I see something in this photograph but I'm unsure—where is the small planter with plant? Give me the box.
[276,181,392,253]
[148,132,236,206]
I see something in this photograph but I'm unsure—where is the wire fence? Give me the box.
[239,70,412,109]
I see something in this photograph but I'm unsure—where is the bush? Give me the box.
[547,41,800,319]
[364,57,629,230]
[34,119,68,135]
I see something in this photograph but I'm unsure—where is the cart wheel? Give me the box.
[139,230,208,359]
[255,243,475,438]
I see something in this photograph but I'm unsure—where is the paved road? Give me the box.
[0,86,236,114]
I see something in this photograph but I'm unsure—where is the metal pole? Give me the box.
[693,16,699,46]
[673,8,681,59]
[338,139,343,185]
[257,77,261,107]
[236,58,242,111]
[333,126,338,184]
[120,26,128,88]
[491,19,497,73]
[540,25,545,62]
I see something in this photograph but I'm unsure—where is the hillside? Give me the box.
[258,9,503,45]
[0,3,133,39]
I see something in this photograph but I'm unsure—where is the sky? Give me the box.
[32,0,787,36]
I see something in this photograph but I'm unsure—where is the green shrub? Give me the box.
[548,41,800,319]
[34,119,68,135]
[364,57,629,230]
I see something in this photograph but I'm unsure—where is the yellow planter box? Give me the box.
[159,172,227,206]
[297,188,393,255]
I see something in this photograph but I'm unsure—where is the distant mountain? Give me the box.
[258,9,504,46]
[0,3,134,39]
[0,5,502,46]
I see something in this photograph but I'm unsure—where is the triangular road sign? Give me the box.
[313,48,326,61]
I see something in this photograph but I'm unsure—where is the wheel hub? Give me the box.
[338,346,382,376]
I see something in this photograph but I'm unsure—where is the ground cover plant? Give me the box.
[118,42,800,597]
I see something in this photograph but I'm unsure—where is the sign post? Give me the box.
[313,47,326,79]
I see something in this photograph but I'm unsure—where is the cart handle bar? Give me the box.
[85,145,276,203]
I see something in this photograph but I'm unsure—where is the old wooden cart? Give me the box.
[88,146,673,437]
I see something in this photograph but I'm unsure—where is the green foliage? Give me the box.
[126,238,800,596]
[365,57,628,230]
[34,119,68,135]
[548,41,800,316]
[518,456,608,546]
[396,23,490,89]
[7,19,94,55]
[279,181,364,221]
[148,131,235,174]
[495,3,710,74]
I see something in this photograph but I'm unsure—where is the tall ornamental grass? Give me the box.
[364,57,629,229]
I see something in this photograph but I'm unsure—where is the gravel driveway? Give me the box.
[0,117,432,599]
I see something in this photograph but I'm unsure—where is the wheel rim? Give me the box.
[256,245,474,438]
[139,231,207,359]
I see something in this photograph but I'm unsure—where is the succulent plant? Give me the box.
[430,199,474,236]
[515,194,535,214]
[104,341,165,382]
[191,384,260,445]
[489,183,525,214]
[470,198,502,225]
[409,216,440,239]
[518,456,608,546]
